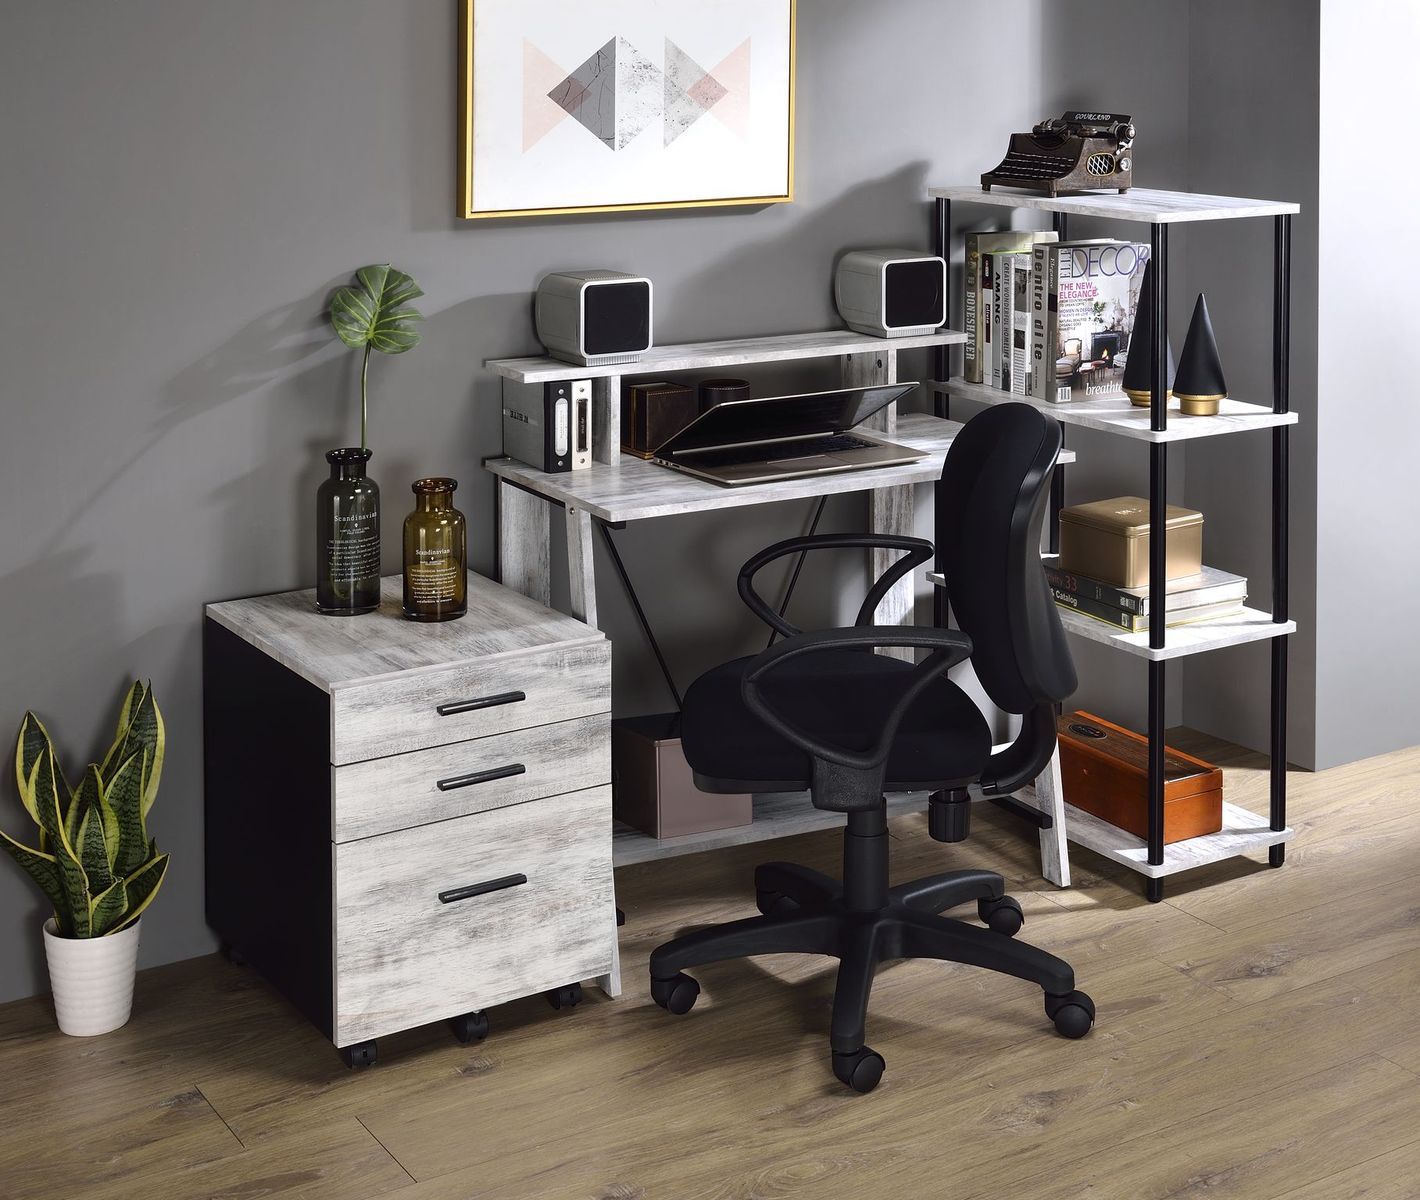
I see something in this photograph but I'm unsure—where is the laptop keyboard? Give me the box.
[672,434,878,469]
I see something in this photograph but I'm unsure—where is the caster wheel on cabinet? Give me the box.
[650,972,700,1015]
[451,1011,489,1044]
[340,1040,378,1069]
[978,895,1024,937]
[1045,990,1096,1039]
[832,1046,885,1094]
[545,983,582,1010]
[219,941,246,967]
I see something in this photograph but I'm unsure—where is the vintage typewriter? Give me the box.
[982,111,1134,196]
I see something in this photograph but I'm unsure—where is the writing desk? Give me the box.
[487,413,1078,882]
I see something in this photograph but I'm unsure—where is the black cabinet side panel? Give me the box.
[204,617,333,1040]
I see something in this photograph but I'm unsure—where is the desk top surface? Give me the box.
[487,413,1077,523]
[487,328,967,383]
[205,574,603,691]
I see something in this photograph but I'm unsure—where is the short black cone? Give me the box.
[1122,258,1175,407]
[1174,292,1228,416]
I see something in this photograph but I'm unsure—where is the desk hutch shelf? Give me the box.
[929,184,1300,900]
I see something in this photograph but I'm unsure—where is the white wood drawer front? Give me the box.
[332,715,609,842]
[333,785,615,1046]
[330,641,610,765]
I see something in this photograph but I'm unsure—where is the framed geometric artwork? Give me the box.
[460,0,796,219]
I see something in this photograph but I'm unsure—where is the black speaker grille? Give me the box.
[584,280,651,355]
[884,260,944,330]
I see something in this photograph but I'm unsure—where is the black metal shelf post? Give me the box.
[1270,214,1292,866]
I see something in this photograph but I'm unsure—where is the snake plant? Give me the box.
[2,682,170,937]
[329,264,424,453]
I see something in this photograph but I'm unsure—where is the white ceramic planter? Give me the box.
[42,917,142,1036]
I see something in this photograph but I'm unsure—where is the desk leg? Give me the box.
[497,480,551,606]
[565,506,598,626]
[868,483,916,661]
[1033,746,1071,888]
[563,504,622,997]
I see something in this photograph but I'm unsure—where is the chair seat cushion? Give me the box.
[681,649,993,792]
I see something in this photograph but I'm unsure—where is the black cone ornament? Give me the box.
[1175,293,1228,416]
[1122,258,1176,408]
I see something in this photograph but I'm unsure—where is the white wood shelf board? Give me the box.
[1056,604,1295,661]
[1064,802,1294,879]
[933,379,1298,443]
[928,574,1292,660]
[927,185,1300,225]
[487,328,967,383]
[490,413,1075,525]
[613,790,931,867]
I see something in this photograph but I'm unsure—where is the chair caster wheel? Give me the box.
[755,889,798,918]
[545,983,582,1010]
[978,895,1024,937]
[832,1046,885,1094]
[650,972,700,1014]
[1046,990,1095,1039]
[451,1011,489,1043]
[340,1040,377,1069]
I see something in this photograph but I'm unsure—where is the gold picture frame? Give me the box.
[459,0,796,220]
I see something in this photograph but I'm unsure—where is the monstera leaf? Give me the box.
[330,265,424,355]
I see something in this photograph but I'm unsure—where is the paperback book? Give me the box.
[1011,257,1032,395]
[1030,239,1149,403]
[963,230,1057,385]
[1045,564,1247,618]
[1051,589,1245,633]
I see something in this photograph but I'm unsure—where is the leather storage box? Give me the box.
[612,713,752,839]
[621,381,698,459]
[1056,711,1223,843]
[1059,496,1203,588]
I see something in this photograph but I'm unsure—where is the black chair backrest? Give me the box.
[934,404,1077,715]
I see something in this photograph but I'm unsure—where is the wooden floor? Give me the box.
[2,731,1419,1200]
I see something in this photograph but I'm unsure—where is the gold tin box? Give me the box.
[1059,496,1203,588]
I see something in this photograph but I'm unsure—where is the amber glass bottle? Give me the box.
[316,448,381,616]
[402,478,467,621]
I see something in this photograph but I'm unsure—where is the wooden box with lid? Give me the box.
[1056,711,1223,844]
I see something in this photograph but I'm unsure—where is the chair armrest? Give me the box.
[738,534,935,638]
[741,626,973,772]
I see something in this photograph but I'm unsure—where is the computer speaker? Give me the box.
[534,270,654,366]
[835,250,946,339]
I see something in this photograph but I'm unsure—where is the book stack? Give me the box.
[1045,564,1247,633]
[963,232,1150,404]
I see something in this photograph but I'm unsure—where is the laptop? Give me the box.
[650,383,925,486]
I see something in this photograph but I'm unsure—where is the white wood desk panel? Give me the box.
[486,329,968,384]
[488,414,1078,526]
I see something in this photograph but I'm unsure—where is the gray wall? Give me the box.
[1180,0,1323,764]
[0,0,1279,1005]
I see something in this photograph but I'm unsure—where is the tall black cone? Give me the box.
[1122,258,1175,407]
[1175,293,1228,416]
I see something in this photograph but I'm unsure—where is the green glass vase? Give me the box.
[403,477,467,622]
[316,448,381,616]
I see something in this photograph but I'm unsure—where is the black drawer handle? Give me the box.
[436,763,526,792]
[439,874,528,904]
[436,690,526,717]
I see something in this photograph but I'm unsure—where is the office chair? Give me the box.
[648,403,1092,1093]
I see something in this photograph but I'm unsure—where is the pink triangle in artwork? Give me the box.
[523,39,572,152]
[706,38,751,140]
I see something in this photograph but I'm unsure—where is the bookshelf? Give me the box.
[929,184,1298,899]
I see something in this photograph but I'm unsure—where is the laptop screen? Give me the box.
[656,383,916,457]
